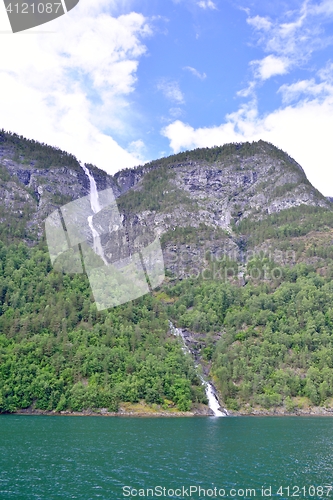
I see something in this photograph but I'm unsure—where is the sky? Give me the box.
[1,0,333,195]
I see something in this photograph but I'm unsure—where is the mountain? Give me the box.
[2,129,333,415]
[2,130,332,275]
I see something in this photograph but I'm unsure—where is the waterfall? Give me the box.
[81,163,108,266]
[169,321,227,417]
[202,378,227,417]
[169,321,190,355]
[81,163,101,213]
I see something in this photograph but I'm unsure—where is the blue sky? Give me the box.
[1,0,333,194]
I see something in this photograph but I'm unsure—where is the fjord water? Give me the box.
[1,417,333,500]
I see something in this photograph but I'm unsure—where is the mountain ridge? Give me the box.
[0,129,331,274]
[2,129,333,414]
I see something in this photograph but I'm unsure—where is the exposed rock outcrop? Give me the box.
[0,134,331,275]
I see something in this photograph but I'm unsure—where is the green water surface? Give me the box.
[0,415,332,499]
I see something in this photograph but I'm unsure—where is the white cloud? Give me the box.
[278,79,333,103]
[247,15,272,31]
[183,66,207,79]
[258,3,310,58]
[197,0,217,10]
[277,61,333,104]
[127,139,147,162]
[162,92,333,196]
[252,55,290,80]
[172,0,217,9]
[279,2,308,37]
[0,0,152,173]
[157,79,185,104]
[162,119,240,153]
[318,61,333,82]
[246,0,333,84]
[311,0,333,16]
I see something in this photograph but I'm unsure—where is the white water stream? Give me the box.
[203,380,226,417]
[169,321,227,416]
[81,163,108,266]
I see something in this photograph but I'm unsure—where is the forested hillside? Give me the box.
[0,242,206,413]
[1,130,333,414]
[166,262,333,412]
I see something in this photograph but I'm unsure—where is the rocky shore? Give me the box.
[231,405,333,417]
[11,402,213,418]
[10,405,333,417]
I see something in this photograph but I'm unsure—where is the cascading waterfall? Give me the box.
[81,163,108,265]
[169,321,227,417]
[169,321,190,355]
[203,380,226,417]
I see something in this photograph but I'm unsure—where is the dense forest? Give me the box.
[166,262,333,412]
[2,236,333,413]
[0,241,207,413]
[2,133,333,414]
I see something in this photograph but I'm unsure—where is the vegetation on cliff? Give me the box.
[1,132,333,414]
[0,129,80,171]
[0,241,206,413]
[165,262,333,412]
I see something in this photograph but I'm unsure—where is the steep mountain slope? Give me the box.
[2,130,332,275]
[0,130,117,241]
[2,129,333,415]
[115,140,333,278]
[122,139,328,228]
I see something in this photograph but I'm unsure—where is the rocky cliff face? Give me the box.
[171,153,324,227]
[0,131,332,277]
[0,133,137,241]
[112,141,331,277]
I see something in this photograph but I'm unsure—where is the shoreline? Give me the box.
[8,402,213,418]
[6,406,333,418]
[232,406,333,417]
[10,409,209,418]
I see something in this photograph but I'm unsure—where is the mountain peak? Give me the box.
[0,130,330,270]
